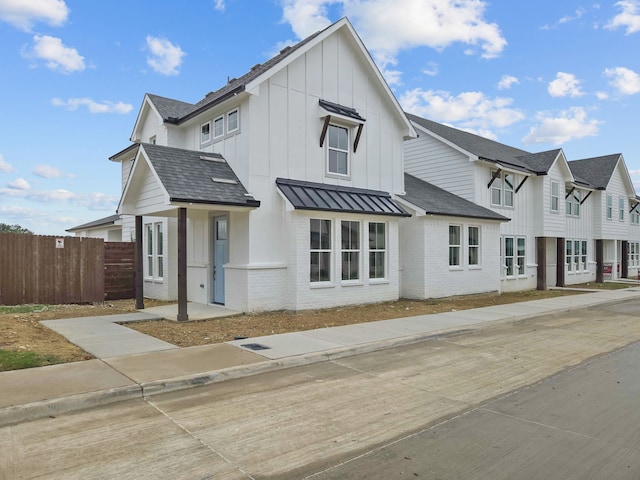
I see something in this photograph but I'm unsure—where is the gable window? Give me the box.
[368,222,386,279]
[503,236,525,277]
[227,109,239,133]
[490,171,514,207]
[566,188,580,217]
[619,197,625,221]
[607,194,613,220]
[145,222,163,280]
[551,181,559,212]
[468,226,480,266]
[201,122,211,144]
[214,116,224,138]
[149,135,156,145]
[327,125,349,176]
[449,225,461,266]
[310,219,331,283]
[341,221,360,281]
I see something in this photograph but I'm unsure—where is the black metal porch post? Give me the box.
[177,207,189,321]
[135,215,144,309]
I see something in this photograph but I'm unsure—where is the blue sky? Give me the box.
[1,0,639,236]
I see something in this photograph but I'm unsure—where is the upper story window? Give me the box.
[619,197,625,222]
[327,124,349,176]
[631,207,639,225]
[490,171,514,207]
[566,188,580,217]
[214,116,224,138]
[149,135,156,145]
[227,109,239,133]
[606,194,613,220]
[550,181,559,212]
[201,122,211,144]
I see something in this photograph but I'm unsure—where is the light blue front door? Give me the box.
[213,216,228,304]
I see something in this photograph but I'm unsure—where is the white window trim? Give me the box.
[144,221,164,282]
[468,225,481,267]
[449,224,462,268]
[619,197,625,222]
[213,116,224,138]
[606,194,613,220]
[200,121,211,145]
[566,239,588,273]
[566,189,581,217]
[341,220,361,283]
[550,181,559,213]
[503,236,525,278]
[227,109,239,133]
[490,171,515,208]
[368,222,387,281]
[326,124,350,178]
[310,218,333,285]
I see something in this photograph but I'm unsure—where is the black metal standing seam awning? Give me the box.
[276,178,410,217]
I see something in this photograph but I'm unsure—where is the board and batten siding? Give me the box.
[598,164,632,240]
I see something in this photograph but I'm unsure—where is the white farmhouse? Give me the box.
[110,18,420,318]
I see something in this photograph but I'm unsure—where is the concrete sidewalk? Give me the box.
[1,287,639,427]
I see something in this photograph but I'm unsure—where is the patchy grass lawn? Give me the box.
[1,283,636,371]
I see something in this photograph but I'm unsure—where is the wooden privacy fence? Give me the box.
[0,234,136,305]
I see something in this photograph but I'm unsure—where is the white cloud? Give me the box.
[548,72,584,97]
[145,36,185,76]
[400,88,524,133]
[604,66,640,95]
[629,168,640,176]
[25,35,85,74]
[0,186,118,210]
[497,75,519,90]
[422,62,439,77]
[596,91,609,100]
[280,0,507,84]
[0,154,14,172]
[559,8,586,24]
[0,0,68,31]
[605,0,640,34]
[522,107,601,145]
[213,0,225,12]
[51,97,133,114]
[32,164,75,178]
[7,178,30,190]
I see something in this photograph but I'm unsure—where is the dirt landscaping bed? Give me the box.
[0,283,634,371]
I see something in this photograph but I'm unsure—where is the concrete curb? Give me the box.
[0,385,143,427]
[2,290,638,426]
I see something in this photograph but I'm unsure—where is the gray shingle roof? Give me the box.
[400,173,508,221]
[141,143,259,207]
[276,178,410,217]
[67,214,120,232]
[406,113,534,173]
[514,149,562,174]
[144,24,329,126]
[568,154,621,190]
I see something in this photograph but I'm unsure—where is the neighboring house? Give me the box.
[67,214,122,241]
[404,114,638,291]
[396,173,509,299]
[110,18,418,315]
[568,154,638,281]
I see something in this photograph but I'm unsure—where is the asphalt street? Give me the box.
[2,300,640,479]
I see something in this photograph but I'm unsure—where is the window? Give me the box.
[310,219,331,283]
[227,109,239,132]
[155,223,164,278]
[327,125,349,176]
[607,194,613,220]
[504,236,525,276]
[566,189,580,217]
[490,171,515,207]
[369,222,386,279]
[341,221,360,281]
[629,242,640,267]
[149,135,156,145]
[631,207,639,225]
[468,226,480,266]
[551,181,559,212]
[567,239,587,272]
[449,225,461,266]
[619,197,625,221]
[145,222,163,279]
[214,116,224,138]
[201,122,211,144]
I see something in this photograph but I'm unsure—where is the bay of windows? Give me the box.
[310,219,387,283]
[566,239,587,272]
[565,188,580,217]
[629,242,640,267]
